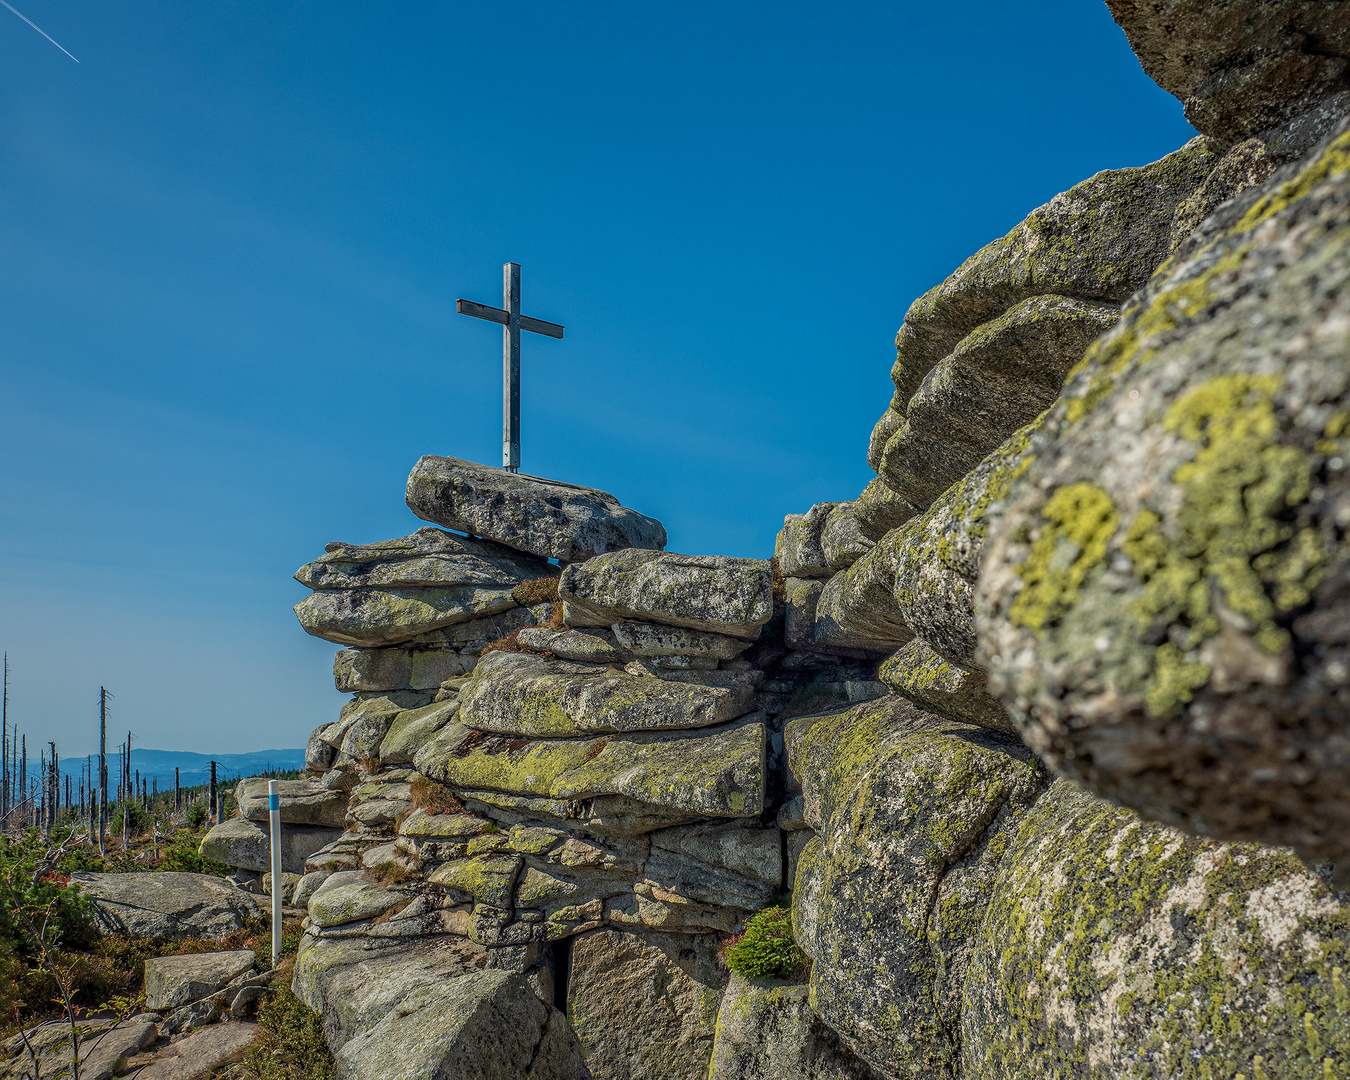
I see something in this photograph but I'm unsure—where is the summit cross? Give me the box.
[457,262,564,473]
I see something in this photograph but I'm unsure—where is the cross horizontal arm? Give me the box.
[520,315,564,339]
[457,298,508,325]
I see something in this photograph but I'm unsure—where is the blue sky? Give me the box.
[0,1,1195,756]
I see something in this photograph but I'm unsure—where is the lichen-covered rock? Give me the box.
[458,651,753,735]
[879,295,1117,508]
[327,691,433,762]
[852,477,917,542]
[867,408,903,473]
[378,699,459,765]
[406,455,666,562]
[144,950,256,1010]
[878,638,1014,733]
[296,527,552,590]
[408,605,544,651]
[962,778,1350,1078]
[978,124,1350,864]
[611,621,750,660]
[333,645,467,693]
[294,585,520,647]
[888,138,1216,418]
[707,975,878,1080]
[560,550,772,639]
[71,872,262,942]
[235,778,347,828]
[516,626,628,664]
[819,503,873,572]
[307,872,408,929]
[786,696,1045,1079]
[567,928,724,1080]
[199,817,341,875]
[776,503,840,579]
[1105,0,1350,142]
[415,717,766,822]
[810,555,911,654]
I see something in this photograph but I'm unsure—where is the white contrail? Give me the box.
[0,0,79,62]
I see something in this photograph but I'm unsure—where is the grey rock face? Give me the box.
[295,586,520,647]
[406,455,666,562]
[296,527,552,590]
[560,550,773,639]
[199,817,342,875]
[517,626,628,664]
[334,646,467,693]
[784,696,1045,1079]
[567,928,724,1080]
[610,621,750,660]
[379,699,459,765]
[852,478,917,542]
[307,872,408,929]
[1105,0,1350,141]
[458,652,753,736]
[962,778,1350,1078]
[327,691,434,762]
[132,1021,259,1080]
[71,872,262,942]
[879,295,1118,508]
[878,639,1013,733]
[775,503,840,579]
[978,123,1350,864]
[811,555,911,655]
[144,950,256,1010]
[819,504,873,572]
[235,778,347,828]
[707,975,878,1080]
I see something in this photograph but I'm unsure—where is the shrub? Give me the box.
[409,776,464,816]
[720,906,808,980]
[368,862,415,887]
[184,801,208,829]
[512,575,561,606]
[159,829,228,877]
[241,983,334,1080]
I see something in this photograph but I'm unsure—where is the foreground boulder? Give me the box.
[406,455,666,562]
[235,777,347,828]
[72,872,261,942]
[200,817,342,875]
[560,550,772,639]
[979,123,1350,865]
[144,950,256,1010]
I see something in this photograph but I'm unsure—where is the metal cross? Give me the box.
[457,262,564,472]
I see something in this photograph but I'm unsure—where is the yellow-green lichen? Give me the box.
[1010,482,1119,632]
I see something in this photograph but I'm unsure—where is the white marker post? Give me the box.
[268,779,282,967]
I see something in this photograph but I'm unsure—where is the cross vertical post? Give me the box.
[503,262,521,471]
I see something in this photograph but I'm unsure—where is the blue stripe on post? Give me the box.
[269,794,280,810]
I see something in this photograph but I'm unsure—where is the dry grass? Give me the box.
[512,575,561,606]
[409,777,464,816]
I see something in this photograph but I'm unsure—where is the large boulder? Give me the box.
[1105,0,1350,142]
[235,778,347,828]
[334,646,468,693]
[406,455,666,562]
[71,872,261,942]
[295,527,552,590]
[567,928,724,1080]
[294,586,520,647]
[707,975,878,1080]
[962,778,1350,1077]
[878,638,1014,733]
[560,550,773,639]
[458,651,753,736]
[200,817,342,875]
[785,696,1046,1079]
[978,123,1350,865]
[775,503,840,579]
[144,950,256,1010]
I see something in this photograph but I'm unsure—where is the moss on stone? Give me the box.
[1009,482,1119,633]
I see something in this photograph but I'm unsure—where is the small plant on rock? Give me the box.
[512,575,561,606]
[409,776,464,816]
[720,905,809,980]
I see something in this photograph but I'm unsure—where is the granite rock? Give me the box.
[296,527,551,590]
[294,586,520,647]
[71,872,261,942]
[775,503,840,579]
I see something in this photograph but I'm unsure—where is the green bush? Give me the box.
[242,983,334,1080]
[159,829,228,876]
[184,801,208,829]
[721,906,809,979]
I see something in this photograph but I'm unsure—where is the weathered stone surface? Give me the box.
[295,586,520,647]
[785,696,1045,1079]
[517,626,628,664]
[145,950,255,1010]
[133,1021,258,1080]
[410,605,544,651]
[1169,136,1278,248]
[775,503,840,579]
[406,455,666,562]
[879,295,1118,508]
[235,778,347,828]
[334,968,584,1080]
[307,871,407,928]
[560,550,772,639]
[978,125,1350,864]
[567,928,724,1080]
[415,717,766,822]
[334,646,467,693]
[708,975,877,1080]
[1105,0,1350,142]
[852,477,917,542]
[867,409,903,473]
[71,872,261,942]
[293,870,330,909]
[878,638,1014,733]
[307,725,336,772]
[296,527,551,590]
[784,577,823,652]
[888,138,1216,418]
[963,778,1350,1078]
[328,691,433,761]
[459,651,753,736]
[811,556,911,654]
[649,821,781,890]
[200,817,341,875]
[379,699,459,765]
[819,503,873,572]
[611,621,749,660]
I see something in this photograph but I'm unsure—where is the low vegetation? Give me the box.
[720,905,809,980]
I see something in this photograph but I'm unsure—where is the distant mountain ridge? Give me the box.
[45,749,305,792]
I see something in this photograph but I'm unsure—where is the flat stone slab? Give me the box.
[334,645,468,693]
[134,1020,258,1080]
[405,455,667,562]
[294,585,520,647]
[611,621,750,660]
[145,950,256,1010]
[235,778,347,828]
[516,626,628,664]
[560,550,773,639]
[295,527,551,589]
[71,872,261,942]
[459,651,753,736]
[415,717,765,820]
[200,817,342,875]
[307,871,407,929]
